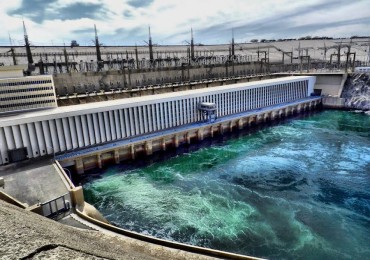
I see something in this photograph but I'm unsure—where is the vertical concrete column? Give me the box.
[80,115,90,146]
[74,116,85,148]
[179,100,184,125]
[55,119,66,152]
[145,141,153,155]
[129,108,135,135]
[109,111,116,140]
[219,124,224,135]
[150,104,160,131]
[173,135,179,148]
[4,126,15,150]
[20,124,33,157]
[137,107,144,134]
[98,112,106,143]
[131,145,135,160]
[90,114,99,144]
[41,121,53,154]
[147,105,153,132]
[258,114,264,124]
[114,110,121,139]
[34,122,47,155]
[142,106,149,133]
[279,109,284,118]
[186,132,191,144]
[164,102,169,129]
[161,138,166,151]
[103,111,111,141]
[70,186,84,207]
[229,121,233,132]
[148,104,155,132]
[68,117,78,149]
[124,109,131,136]
[238,119,244,130]
[285,108,289,117]
[197,128,204,141]
[158,103,163,130]
[186,99,191,123]
[227,94,231,114]
[240,91,244,112]
[264,113,270,122]
[172,101,176,127]
[271,111,277,120]
[210,125,214,138]
[119,109,126,138]
[75,158,84,174]
[27,123,39,157]
[114,149,120,164]
[133,108,140,135]
[247,117,252,126]
[62,118,73,150]
[11,125,23,149]
[97,154,102,169]
[0,128,9,163]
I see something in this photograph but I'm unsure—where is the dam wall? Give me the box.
[0,76,315,165]
[57,97,322,173]
[52,63,269,94]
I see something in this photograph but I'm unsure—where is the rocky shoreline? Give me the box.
[342,73,370,111]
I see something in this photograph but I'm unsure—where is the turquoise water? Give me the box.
[83,111,370,259]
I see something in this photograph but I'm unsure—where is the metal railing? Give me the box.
[40,192,71,218]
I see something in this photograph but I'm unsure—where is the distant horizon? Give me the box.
[1,35,370,48]
[1,0,370,46]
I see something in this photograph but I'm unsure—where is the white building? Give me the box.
[0,76,315,164]
[0,65,57,114]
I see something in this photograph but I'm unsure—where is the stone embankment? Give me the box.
[342,73,370,110]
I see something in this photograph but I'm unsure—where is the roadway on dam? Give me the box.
[56,96,321,162]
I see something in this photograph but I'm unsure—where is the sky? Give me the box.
[1,0,370,46]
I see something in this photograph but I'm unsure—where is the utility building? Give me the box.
[0,65,57,114]
[0,76,315,165]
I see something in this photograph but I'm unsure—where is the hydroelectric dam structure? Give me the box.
[0,75,320,171]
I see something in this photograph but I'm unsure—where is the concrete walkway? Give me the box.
[0,158,68,206]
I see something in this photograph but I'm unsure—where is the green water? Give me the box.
[83,110,370,259]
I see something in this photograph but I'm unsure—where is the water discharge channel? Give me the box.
[82,110,370,259]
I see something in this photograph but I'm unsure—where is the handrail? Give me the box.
[55,160,75,189]
[0,191,27,209]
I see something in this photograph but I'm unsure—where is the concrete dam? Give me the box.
[0,76,319,169]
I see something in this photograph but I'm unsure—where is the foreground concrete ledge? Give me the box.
[0,199,264,259]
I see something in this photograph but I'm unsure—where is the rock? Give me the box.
[342,73,370,110]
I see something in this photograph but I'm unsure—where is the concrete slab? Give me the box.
[0,157,68,206]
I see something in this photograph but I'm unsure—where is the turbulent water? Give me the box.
[83,110,370,260]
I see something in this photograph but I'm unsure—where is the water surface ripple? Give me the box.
[83,111,370,259]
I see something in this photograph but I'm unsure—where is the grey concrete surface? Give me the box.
[0,158,68,206]
[0,200,216,260]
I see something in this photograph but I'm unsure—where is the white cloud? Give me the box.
[1,0,369,46]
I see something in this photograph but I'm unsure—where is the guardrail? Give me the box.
[41,192,71,218]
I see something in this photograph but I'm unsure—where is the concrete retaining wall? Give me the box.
[322,97,346,108]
